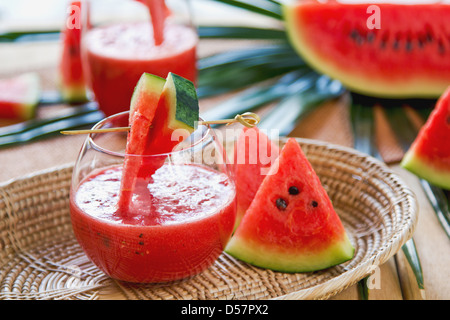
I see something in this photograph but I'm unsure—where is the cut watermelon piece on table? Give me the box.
[226,138,355,273]
[0,73,40,121]
[59,0,88,103]
[233,126,280,229]
[401,86,450,190]
[283,2,450,98]
[117,72,199,213]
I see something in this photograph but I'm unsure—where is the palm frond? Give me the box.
[258,75,345,136]
[209,0,283,20]
[201,70,315,121]
[197,45,305,98]
[198,26,287,40]
[349,97,426,298]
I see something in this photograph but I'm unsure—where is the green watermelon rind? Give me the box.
[225,234,354,273]
[226,138,355,273]
[401,150,450,190]
[282,4,447,98]
[166,72,199,130]
[60,83,88,104]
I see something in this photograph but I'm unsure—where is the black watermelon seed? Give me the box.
[311,201,319,208]
[276,198,288,211]
[405,40,413,52]
[288,186,300,195]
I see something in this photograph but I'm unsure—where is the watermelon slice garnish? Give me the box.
[0,73,40,121]
[117,72,199,213]
[226,138,355,272]
[233,126,280,229]
[401,86,450,190]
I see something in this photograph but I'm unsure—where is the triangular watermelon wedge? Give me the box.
[226,138,354,272]
[233,127,280,229]
[401,86,450,190]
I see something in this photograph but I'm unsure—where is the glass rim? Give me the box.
[88,111,212,158]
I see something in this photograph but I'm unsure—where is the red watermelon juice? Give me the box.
[70,163,236,283]
[83,1,197,116]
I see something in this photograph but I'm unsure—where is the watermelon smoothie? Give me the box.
[83,21,197,116]
[70,163,236,283]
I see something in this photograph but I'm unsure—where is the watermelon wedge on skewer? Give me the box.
[226,138,354,272]
[117,73,166,211]
[117,72,199,213]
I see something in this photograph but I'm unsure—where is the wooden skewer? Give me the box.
[60,112,260,135]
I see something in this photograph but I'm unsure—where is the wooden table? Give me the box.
[0,37,449,300]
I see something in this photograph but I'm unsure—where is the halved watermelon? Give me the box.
[226,138,354,272]
[117,72,199,212]
[401,86,450,190]
[0,73,40,120]
[59,0,88,103]
[233,126,280,229]
[283,2,450,98]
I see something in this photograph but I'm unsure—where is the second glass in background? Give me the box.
[81,0,198,116]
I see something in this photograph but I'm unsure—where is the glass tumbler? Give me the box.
[80,0,198,116]
[69,112,236,283]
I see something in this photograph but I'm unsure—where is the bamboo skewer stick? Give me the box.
[60,112,260,135]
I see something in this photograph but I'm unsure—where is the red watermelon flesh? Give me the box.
[59,1,88,103]
[0,73,40,121]
[401,86,450,190]
[283,2,450,98]
[233,126,280,229]
[117,73,199,214]
[226,138,354,272]
[143,73,199,156]
[117,73,166,212]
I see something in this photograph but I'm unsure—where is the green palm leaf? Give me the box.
[349,97,426,298]
[198,26,287,40]
[198,46,305,98]
[209,0,283,20]
[258,75,344,136]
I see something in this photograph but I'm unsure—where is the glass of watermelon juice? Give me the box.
[69,112,236,283]
[80,0,197,116]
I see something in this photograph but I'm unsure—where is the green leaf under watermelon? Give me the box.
[349,97,425,298]
[258,75,344,136]
[201,70,316,122]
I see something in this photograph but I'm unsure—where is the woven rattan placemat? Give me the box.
[0,138,417,300]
